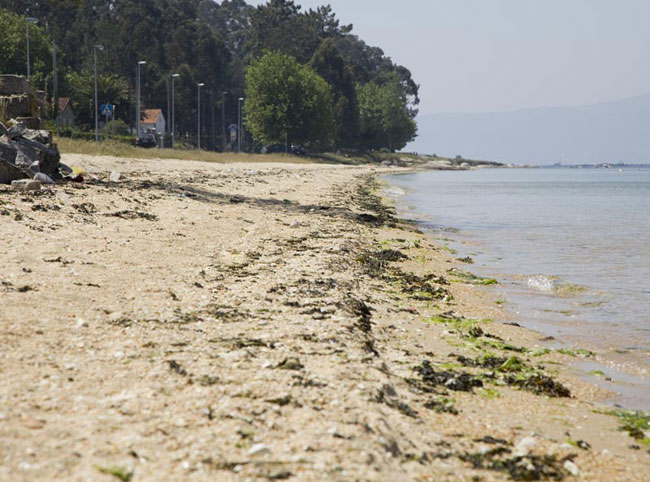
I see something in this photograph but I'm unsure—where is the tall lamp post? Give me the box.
[136,60,146,141]
[93,44,104,143]
[221,91,227,152]
[25,17,38,81]
[197,83,204,150]
[238,97,244,154]
[171,73,179,148]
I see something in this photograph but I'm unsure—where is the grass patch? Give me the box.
[57,137,312,164]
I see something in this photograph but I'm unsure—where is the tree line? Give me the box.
[0,0,418,152]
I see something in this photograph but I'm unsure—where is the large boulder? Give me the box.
[1,95,34,119]
[0,125,60,183]
[0,139,26,183]
[0,138,17,163]
[15,116,42,130]
[0,75,32,95]
[0,76,60,183]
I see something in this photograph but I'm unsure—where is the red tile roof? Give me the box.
[52,97,70,111]
[141,109,163,124]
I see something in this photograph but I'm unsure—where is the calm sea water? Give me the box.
[385,167,650,409]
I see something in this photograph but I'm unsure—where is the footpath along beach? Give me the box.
[0,155,649,481]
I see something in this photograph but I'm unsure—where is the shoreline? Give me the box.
[1,155,648,480]
[380,169,650,411]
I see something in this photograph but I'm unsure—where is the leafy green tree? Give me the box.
[65,71,128,128]
[335,34,420,115]
[244,51,334,149]
[0,9,52,90]
[0,0,419,152]
[306,5,352,38]
[357,74,417,151]
[245,0,301,59]
[309,38,358,148]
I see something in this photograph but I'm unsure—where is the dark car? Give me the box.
[264,143,287,154]
[290,144,307,156]
[135,133,157,148]
[263,143,307,156]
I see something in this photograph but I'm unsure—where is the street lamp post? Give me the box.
[197,83,204,150]
[136,61,146,141]
[238,97,244,154]
[171,73,179,148]
[25,17,38,81]
[94,44,104,143]
[221,91,227,152]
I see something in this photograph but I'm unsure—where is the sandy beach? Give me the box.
[1,155,648,481]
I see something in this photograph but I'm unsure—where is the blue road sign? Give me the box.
[100,104,114,116]
[229,123,238,142]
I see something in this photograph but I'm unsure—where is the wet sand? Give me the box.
[0,154,648,481]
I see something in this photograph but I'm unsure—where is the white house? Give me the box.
[53,97,74,128]
[140,109,166,136]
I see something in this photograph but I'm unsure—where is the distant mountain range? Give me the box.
[407,95,650,165]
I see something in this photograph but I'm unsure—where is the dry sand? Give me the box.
[0,154,648,481]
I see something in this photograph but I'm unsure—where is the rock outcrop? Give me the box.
[0,75,61,183]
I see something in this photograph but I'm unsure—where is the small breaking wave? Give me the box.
[383,187,406,198]
[525,275,587,296]
[527,275,556,293]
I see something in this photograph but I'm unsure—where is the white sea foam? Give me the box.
[383,187,405,198]
[527,275,556,293]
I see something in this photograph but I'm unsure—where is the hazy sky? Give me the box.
[250,0,650,115]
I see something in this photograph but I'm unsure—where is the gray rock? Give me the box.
[0,159,27,183]
[28,161,40,174]
[58,163,72,176]
[0,122,6,136]
[14,140,39,168]
[11,179,41,191]
[6,122,27,140]
[33,172,54,184]
[2,95,33,119]
[24,129,51,145]
[0,140,17,163]
[15,117,41,130]
[16,137,60,175]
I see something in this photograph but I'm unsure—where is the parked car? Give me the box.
[290,144,307,156]
[264,143,286,154]
[135,133,157,148]
[263,143,307,156]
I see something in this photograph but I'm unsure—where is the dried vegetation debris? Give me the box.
[2,164,645,481]
[460,447,574,481]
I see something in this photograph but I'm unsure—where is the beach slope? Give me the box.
[0,155,648,481]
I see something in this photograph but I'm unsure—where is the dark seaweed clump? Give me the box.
[504,374,571,398]
[423,397,458,415]
[413,360,483,392]
[454,354,572,398]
